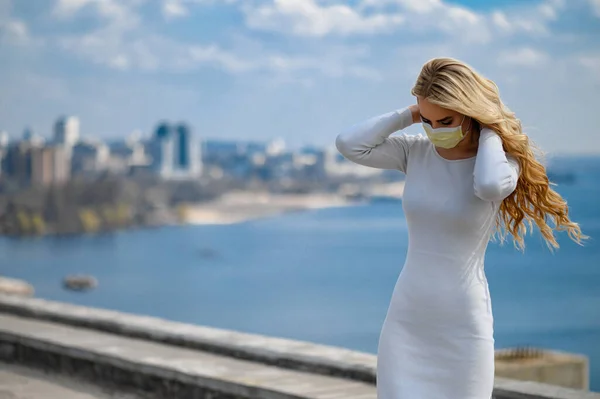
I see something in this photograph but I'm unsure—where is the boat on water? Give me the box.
[63,275,98,292]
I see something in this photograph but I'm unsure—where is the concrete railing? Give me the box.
[0,294,597,399]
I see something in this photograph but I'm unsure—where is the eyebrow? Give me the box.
[420,114,453,123]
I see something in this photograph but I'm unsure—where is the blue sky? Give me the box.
[1,0,599,153]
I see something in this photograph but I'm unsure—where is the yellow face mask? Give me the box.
[422,115,466,149]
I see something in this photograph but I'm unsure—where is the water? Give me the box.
[1,157,599,390]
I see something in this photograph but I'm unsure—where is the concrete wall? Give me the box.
[0,333,252,399]
[0,295,597,399]
[496,348,589,390]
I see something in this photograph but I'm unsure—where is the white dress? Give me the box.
[335,108,519,399]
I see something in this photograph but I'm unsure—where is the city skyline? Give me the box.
[1,111,365,189]
[0,115,297,148]
[1,0,599,154]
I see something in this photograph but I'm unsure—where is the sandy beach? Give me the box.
[183,191,353,225]
[183,182,405,225]
[0,276,34,297]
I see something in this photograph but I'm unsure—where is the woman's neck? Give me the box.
[436,126,480,160]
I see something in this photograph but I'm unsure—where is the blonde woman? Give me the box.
[335,58,585,398]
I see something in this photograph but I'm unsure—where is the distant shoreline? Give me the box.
[182,182,405,225]
[182,191,356,225]
[0,182,406,236]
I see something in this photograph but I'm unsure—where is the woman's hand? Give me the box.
[408,104,420,125]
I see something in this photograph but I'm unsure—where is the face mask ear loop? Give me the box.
[463,115,472,138]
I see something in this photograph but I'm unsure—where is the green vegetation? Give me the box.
[0,176,224,237]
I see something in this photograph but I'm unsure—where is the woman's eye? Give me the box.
[441,121,453,126]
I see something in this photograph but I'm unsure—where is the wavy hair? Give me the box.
[411,57,586,250]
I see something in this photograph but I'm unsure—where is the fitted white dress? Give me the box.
[335,107,519,399]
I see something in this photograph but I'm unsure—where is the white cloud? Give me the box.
[162,0,189,20]
[491,0,564,36]
[53,0,92,17]
[580,55,600,69]
[359,0,442,13]
[498,47,549,67]
[262,54,381,80]
[589,0,600,16]
[184,44,254,73]
[538,3,558,19]
[579,54,600,80]
[226,0,567,43]
[53,0,379,80]
[53,0,141,31]
[0,0,29,45]
[491,11,511,31]
[491,14,547,34]
[183,0,240,5]
[60,30,135,69]
[54,0,129,19]
[243,0,404,37]
[239,0,488,43]
[59,30,379,80]
[0,19,28,43]
[0,0,598,153]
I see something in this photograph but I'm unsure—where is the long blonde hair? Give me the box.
[411,57,586,250]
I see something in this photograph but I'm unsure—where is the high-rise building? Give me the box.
[31,145,70,186]
[176,124,190,169]
[155,122,171,140]
[22,127,44,146]
[51,145,70,184]
[0,131,8,148]
[71,140,110,175]
[0,132,8,177]
[1,136,45,186]
[147,123,175,179]
[148,122,201,180]
[176,123,201,178]
[54,116,80,147]
[31,147,53,186]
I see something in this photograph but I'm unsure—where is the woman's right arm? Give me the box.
[335,106,419,173]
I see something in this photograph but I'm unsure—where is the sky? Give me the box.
[0,0,599,154]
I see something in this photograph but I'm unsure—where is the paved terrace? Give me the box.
[0,295,598,399]
[0,363,140,399]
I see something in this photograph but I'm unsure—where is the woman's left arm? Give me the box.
[473,128,520,202]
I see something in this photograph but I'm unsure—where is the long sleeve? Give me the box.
[473,128,520,202]
[335,107,418,173]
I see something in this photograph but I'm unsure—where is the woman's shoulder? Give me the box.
[396,133,429,154]
[392,132,428,146]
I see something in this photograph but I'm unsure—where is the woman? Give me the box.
[335,58,585,398]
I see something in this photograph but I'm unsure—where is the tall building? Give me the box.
[30,147,53,186]
[51,145,70,184]
[54,116,80,147]
[0,131,8,148]
[174,123,202,177]
[22,127,44,146]
[2,143,33,185]
[266,138,285,156]
[176,124,190,169]
[155,122,171,140]
[0,131,8,177]
[148,122,201,180]
[2,133,45,186]
[71,140,109,175]
[31,145,70,186]
[147,123,175,179]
